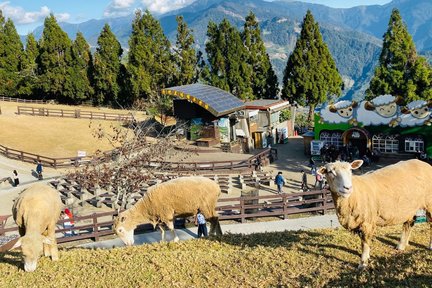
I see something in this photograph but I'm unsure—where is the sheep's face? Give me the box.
[317,160,363,198]
[113,214,135,246]
[336,107,354,118]
[376,103,397,118]
[12,234,52,272]
[410,106,430,119]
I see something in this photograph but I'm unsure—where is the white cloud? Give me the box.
[112,0,136,9]
[141,0,195,14]
[0,2,51,24]
[104,0,136,18]
[55,13,71,22]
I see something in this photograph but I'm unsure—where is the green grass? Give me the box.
[0,224,430,287]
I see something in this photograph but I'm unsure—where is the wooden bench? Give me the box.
[196,137,219,147]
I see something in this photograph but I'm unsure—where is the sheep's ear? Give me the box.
[329,105,337,113]
[11,238,22,250]
[395,96,404,105]
[400,107,410,114]
[42,237,53,245]
[317,166,327,175]
[350,160,363,170]
[364,101,375,111]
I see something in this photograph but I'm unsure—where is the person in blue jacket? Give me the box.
[274,171,285,194]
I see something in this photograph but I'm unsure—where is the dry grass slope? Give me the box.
[0,225,430,287]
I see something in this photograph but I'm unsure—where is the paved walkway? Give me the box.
[80,214,340,249]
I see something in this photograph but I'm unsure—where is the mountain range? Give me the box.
[29,0,432,100]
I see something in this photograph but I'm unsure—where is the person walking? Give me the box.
[62,208,76,237]
[12,170,19,187]
[194,208,208,238]
[274,171,285,194]
[36,161,43,180]
[301,170,309,191]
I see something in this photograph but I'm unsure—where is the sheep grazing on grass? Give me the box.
[317,159,432,269]
[11,183,62,272]
[114,176,222,245]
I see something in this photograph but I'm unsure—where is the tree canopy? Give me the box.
[282,10,342,121]
[367,8,432,102]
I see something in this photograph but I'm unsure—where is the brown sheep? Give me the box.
[11,183,62,272]
[317,159,432,269]
[114,176,222,245]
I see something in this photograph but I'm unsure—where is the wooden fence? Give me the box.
[0,190,334,245]
[0,96,46,104]
[17,106,134,121]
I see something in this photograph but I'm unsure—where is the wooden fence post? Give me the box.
[92,213,99,242]
[240,198,245,223]
[282,193,288,220]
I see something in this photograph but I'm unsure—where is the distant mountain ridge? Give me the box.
[27,0,432,100]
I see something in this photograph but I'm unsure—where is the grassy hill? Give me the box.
[0,224,430,287]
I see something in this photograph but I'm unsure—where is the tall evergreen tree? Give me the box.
[173,15,197,86]
[93,24,123,105]
[18,33,39,97]
[282,10,342,121]
[206,19,253,100]
[127,10,175,101]
[367,9,432,101]
[242,12,279,99]
[63,32,94,104]
[37,14,72,101]
[0,18,23,97]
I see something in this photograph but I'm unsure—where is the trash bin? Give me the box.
[242,188,259,219]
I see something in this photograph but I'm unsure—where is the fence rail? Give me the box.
[17,106,134,121]
[0,190,334,245]
[0,96,46,104]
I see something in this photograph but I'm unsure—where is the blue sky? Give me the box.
[1,0,392,35]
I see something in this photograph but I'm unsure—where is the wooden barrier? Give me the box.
[17,106,134,122]
[0,96,46,104]
[0,190,335,244]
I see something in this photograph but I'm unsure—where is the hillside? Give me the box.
[0,225,430,287]
[26,0,432,100]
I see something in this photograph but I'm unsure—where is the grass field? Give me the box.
[0,101,145,158]
[0,225,430,287]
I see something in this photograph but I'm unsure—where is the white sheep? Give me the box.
[113,176,222,245]
[11,183,62,272]
[400,100,432,127]
[319,100,358,125]
[317,159,432,269]
[356,95,402,127]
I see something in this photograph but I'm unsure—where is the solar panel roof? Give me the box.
[162,84,245,117]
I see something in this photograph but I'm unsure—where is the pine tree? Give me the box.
[242,12,279,99]
[206,19,253,100]
[173,15,197,86]
[37,14,72,101]
[18,33,39,97]
[367,9,432,101]
[63,32,94,104]
[282,10,342,121]
[0,18,23,97]
[127,10,175,102]
[93,24,123,105]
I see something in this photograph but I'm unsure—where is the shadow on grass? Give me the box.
[0,250,22,269]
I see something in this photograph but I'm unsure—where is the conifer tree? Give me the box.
[242,12,279,99]
[93,24,123,105]
[206,19,253,100]
[367,9,432,101]
[282,10,342,121]
[173,15,198,86]
[127,10,175,101]
[18,33,39,97]
[63,32,94,103]
[37,14,72,101]
[0,18,23,97]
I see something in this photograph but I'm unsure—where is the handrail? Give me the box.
[0,190,334,244]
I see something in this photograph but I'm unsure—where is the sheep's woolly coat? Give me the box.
[12,183,62,271]
[122,176,221,229]
[332,159,431,234]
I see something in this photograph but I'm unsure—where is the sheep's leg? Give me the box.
[397,220,415,251]
[359,233,372,269]
[159,224,166,242]
[46,224,59,261]
[426,210,432,250]
[166,220,179,243]
[208,217,216,236]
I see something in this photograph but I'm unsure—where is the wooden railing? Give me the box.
[17,106,134,122]
[0,96,46,104]
[0,190,334,244]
